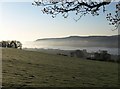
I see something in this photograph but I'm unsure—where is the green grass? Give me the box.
[2,48,119,87]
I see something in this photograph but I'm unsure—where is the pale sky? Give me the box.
[0,0,118,41]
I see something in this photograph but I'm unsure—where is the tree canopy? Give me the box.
[32,0,120,30]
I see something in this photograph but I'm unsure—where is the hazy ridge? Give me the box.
[36,35,119,48]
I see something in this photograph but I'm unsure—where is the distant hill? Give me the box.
[36,35,119,48]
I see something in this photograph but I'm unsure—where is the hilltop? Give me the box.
[36,35,119,48]
[2,48,119,88]
[36,35,119,41]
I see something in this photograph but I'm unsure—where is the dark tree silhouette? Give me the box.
[10,41,18,48]
[106,2,120,30]
[32,0,111,18]
[0,40,22,49]
[32,0,120,29]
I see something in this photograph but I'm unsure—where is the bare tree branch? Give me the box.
[32,0,111,18]
[106,2,120,30]
[32,0,120,30]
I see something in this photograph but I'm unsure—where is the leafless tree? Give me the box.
[106,2,120,30]
[32,0,119,30]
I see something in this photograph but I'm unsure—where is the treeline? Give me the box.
[57,50,119,63]
[0,40,22,49]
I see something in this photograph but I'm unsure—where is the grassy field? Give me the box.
[2,48,119,88]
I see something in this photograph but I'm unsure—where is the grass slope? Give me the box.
[2,48,119,87]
